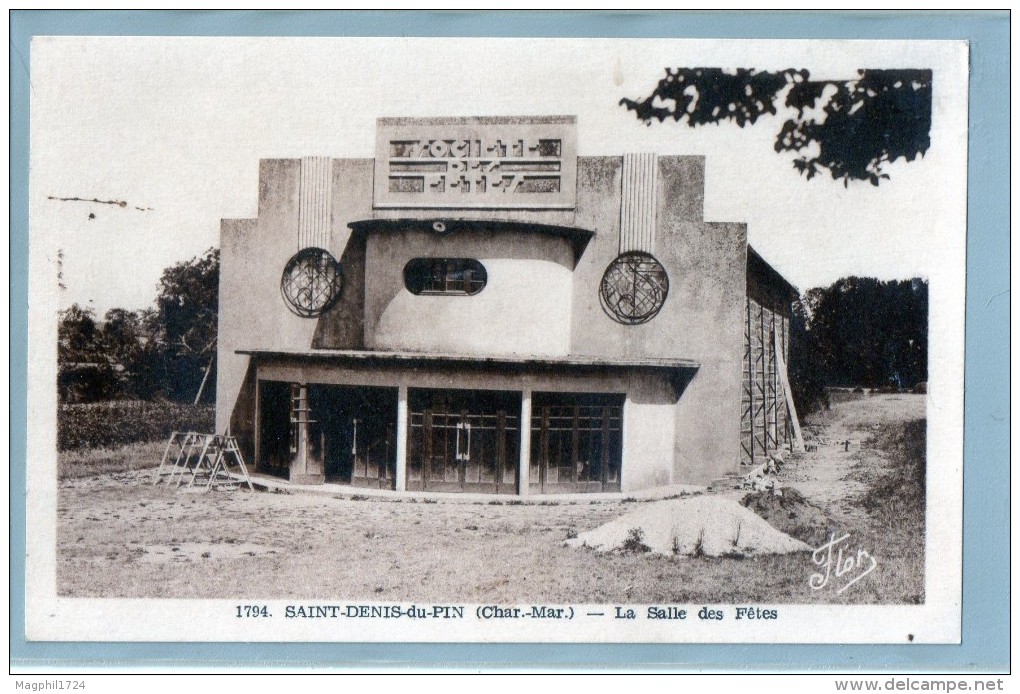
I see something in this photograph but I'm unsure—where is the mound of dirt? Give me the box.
[564,496,811,558]
[740,487,836,547]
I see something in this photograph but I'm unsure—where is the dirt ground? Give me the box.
[786,391,925,529]
[56,393,926,604]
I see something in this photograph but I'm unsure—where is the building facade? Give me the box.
[216,116,796,494]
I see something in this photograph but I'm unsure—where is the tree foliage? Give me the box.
[150,248,220,401]
[788,277,927,412]
[58,304,119,402]
[621,68,932,186]
[57,248,220,403]
[155,248,219,359]
[787,298,830,416]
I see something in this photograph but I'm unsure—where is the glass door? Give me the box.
[408,389,520,494]
[530,392,624,493]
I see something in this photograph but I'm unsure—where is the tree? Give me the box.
[58,304,101,360]
[621,68,932,186]
[787,298,829,415]
[802,277,928,389]
[101,307,155,399]
[149,248,220,402]
[57,304,117,402]
[56,250,221,403]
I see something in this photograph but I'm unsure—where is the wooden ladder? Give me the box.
[774,331,806,453]
[153,431,204,486]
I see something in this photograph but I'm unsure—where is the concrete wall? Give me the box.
[364,230,575,356]
[665,220,746,483]
[570,156,719,361]
[621,377,678,491]
[216,218,258,441]
[216,159,375,434]
[311,158,375,350]
[570,156,746,484]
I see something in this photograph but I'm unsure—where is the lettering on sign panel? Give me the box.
[374,117,577,209]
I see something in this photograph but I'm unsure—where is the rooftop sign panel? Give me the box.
[374,116,577,210]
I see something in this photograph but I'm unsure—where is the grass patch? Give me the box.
[858,419,926,517]
[58,440,167,479]
[829,417,927,603]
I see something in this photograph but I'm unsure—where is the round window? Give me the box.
[280,248,343,317]
[599,251,669,325]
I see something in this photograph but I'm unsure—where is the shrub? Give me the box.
[622,527,650,553]
[57,400,215,450]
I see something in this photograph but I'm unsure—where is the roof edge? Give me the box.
[237,348,699,372]
[747,245,799,301]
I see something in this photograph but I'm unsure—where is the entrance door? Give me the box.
[408,389,520,494]
[307,385,398,489]
[530,392,624,493]
[257,380,293,479]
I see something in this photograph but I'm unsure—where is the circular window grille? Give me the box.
[599,251,670,325]
[280,248,343,317]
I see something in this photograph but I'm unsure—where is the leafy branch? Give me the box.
[621,68,932,186]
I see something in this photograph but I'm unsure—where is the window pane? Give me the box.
[404,258,487,296]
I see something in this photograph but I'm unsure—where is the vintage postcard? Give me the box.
[25,36,967,644]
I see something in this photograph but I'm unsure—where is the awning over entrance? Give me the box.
[237,348,699,398]
[238,347,698,370]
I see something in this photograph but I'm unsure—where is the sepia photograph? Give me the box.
[25,34,968,644]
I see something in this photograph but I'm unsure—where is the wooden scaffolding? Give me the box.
[741,296,800,465]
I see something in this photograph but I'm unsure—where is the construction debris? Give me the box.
[153,431,253,491]
[740,451,785,491]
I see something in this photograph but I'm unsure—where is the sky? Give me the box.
[29,37,969,315]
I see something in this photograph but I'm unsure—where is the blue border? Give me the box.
[10,10,1009,671]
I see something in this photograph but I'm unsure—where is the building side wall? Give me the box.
[741,295,791,465]
[742,269,795,465]
[216,218,258,440]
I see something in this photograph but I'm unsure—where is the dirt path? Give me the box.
[781,393,925,526]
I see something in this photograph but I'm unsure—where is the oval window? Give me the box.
[403,258,487,296]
